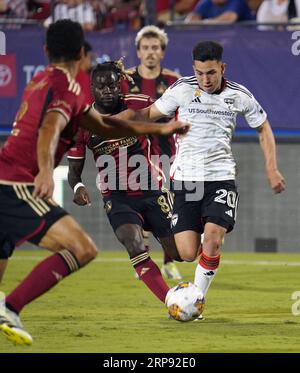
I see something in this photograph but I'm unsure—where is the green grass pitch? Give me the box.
[1,250,300,352]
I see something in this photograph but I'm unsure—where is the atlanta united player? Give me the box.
[68,61,181,304]
[0,20,188,346]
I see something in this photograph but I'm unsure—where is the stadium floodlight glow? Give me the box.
[0,31,6,55]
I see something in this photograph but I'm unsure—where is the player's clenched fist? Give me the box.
[73,186,91,206]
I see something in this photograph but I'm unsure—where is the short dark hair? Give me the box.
[91,62,121,84]
[84,41,92,56]
[46,20,84,62]
[192,41,223,62]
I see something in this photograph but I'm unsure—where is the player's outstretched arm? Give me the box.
[115,103,166,122]
[33,111,68,199]
[257,120,286,194]
[80,106,189,138]
[68,158,91,206]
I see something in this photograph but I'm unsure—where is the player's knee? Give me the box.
[69,234,98,265]
[177,247,198,262]
[172,252,184,262]
[181,252,198,262]
[203,233,223,252]
[125,234,145,258]
[115,225,144,258]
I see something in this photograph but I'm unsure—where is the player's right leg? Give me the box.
[170,186,203,262]
[0,184,97,345]
[103,196,170,303]
[1,215,98,346]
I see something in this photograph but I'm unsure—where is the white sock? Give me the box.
[194,264,218,296]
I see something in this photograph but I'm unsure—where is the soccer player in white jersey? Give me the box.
[119,41,286,316]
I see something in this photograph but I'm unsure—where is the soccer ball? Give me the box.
[165,282,205,322]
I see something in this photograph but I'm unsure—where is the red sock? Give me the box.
[163,249,173,265]
[131,251,169,303]
[199,252,220,270]
[6,250,79,314]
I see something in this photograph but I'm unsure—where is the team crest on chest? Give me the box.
[130,85,140,93]
[157,82,168,96]
[224,98,235,105]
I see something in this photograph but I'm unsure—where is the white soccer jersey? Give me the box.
[155,76,267,181]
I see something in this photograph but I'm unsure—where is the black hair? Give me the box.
[192,41,223,62]
[46,19,84,62]
[91,62,122,84]
[84,41,92,56]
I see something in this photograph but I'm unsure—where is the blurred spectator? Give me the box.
[103,0,141,30]
[289,0,300,17]
[186,0,254,23]
[67,0,96,31]
[140,0,197,24]
[45,0,96,31]
[0,0,10,17]
[257,0,300,29]
[256,0,289,29]
[287,0,300,29]
[247,0,264,16]
[0,0,28,18]
[27,0,50,20]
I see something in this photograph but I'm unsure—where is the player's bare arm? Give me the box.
[257,120,286,194]
[80,106,189,137]
[117,103,166,122]
[33,111,68,199]
[68,158,91,206]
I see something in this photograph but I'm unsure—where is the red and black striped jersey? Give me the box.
[120,67,180,160]
[0,65,89,183]
[67,94,163,196]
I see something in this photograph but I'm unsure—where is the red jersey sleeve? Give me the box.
[123,94,153,110]
[67,128,87,159]
[46,68,90,123]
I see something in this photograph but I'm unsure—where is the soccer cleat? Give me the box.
[193,314,205,321]
[161,262,182,280]
[0,300,33,346]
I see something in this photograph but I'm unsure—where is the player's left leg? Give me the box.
[194,222,226,296]
[149,189,183,280]
[194,180,238,296]
[115,223,170,303]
